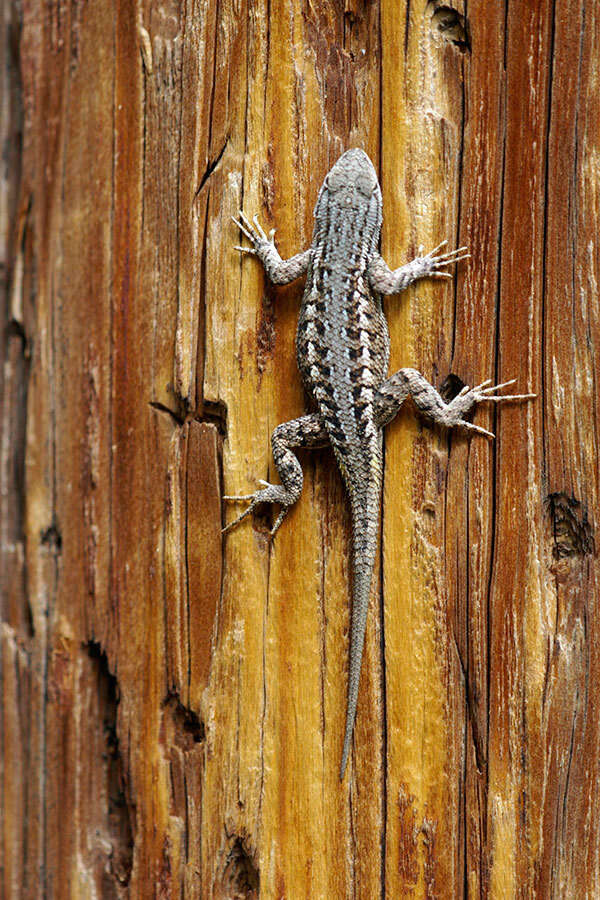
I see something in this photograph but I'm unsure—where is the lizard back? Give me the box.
[296,148,389,482]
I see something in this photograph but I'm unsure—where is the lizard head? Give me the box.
[326,149,379,196]
[314,149,382,245]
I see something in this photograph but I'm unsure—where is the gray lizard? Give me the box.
[224,148,534,779]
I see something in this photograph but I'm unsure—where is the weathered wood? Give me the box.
[1,0,599,897]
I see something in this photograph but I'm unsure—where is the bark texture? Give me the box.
[1,1,599,897]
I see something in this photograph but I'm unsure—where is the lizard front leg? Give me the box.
[374,368,535,437]
[233,212,312,284]
[367,241,469,295]
[223,413,328,537]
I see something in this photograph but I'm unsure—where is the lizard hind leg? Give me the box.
[223,413,328,538]
[374,368,535,435]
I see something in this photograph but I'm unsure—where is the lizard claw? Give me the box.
[413,241,470,280]
[232,211,275,255]
[446,378,535,438]
[222,480,292,537]
[231,212,255,244]
[252,215,268,241]
[221,503,256,534]
[473,379,537,404]
[459,420,496,439]
[269,508,290,537]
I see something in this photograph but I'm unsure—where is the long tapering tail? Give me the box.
[339,492,380,779]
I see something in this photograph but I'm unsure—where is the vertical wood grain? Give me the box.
[1,1,599,897]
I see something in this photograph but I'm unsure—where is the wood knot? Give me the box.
[220,837,259,900]
[547,492,594,560]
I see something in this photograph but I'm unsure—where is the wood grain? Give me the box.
[1,0,599,897]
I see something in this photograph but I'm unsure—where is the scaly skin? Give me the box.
[224,149,534,779]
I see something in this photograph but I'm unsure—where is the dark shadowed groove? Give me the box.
[540,0,557,474]
[313,461,327,778]
[184,430,192,695]
[194,138,229,198]
[265,0,271,95]
[463,445,471,900]
[149,400,184,425]
[108,0,117,797]
[86,642,135,885]
[349,780,357,898]
[379,413,388,900]
[571,5,586,315]
[194,197,211,417]
[3,318,30,581]
[205,0,221,169]
[450,45,468,363]
[503,1,509,70]
[404,0,411,57]
[484,0,510,860]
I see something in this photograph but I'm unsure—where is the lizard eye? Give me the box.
[326,170,345,193]
[355,171,377,197]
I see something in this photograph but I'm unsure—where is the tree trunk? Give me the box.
[1,1,598,897]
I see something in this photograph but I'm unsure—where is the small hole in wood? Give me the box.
[199,398,228,435]
[429,4,471,53]
[162,692,206,750]
[40,522,62,554]
[439,372,465,402]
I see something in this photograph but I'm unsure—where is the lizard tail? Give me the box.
[339,494,379,780]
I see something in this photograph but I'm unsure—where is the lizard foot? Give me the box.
[223,480,292,537]
[232,211,276,255]
[414,240,470,279]
[447,379,536,438]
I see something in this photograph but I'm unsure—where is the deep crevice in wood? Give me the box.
[197,398,228,435]
[149,398,228,436]
[194,138,229,198]
[149,400,185,425]
[85,641,135,888]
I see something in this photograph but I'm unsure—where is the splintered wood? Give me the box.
[1,1,599,897]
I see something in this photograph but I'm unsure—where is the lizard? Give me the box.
[223,148,535,780]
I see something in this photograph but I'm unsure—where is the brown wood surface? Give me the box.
[1,1,599,897]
